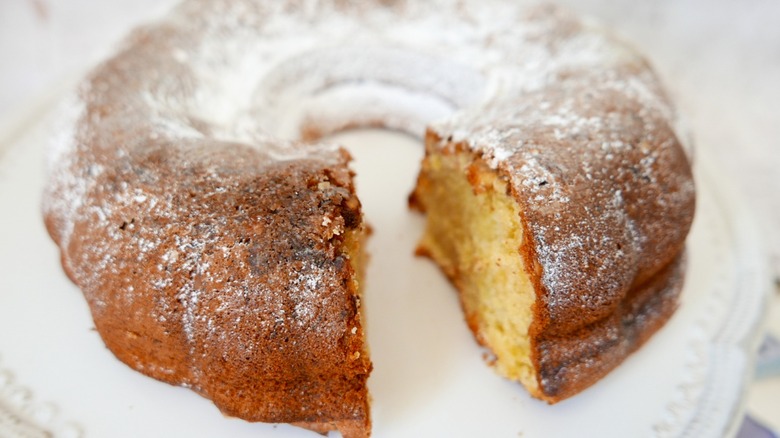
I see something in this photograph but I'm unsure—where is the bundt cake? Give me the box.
[42,0,695,435]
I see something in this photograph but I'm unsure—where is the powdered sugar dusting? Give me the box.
[41,0,693,415]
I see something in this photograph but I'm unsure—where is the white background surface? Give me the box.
[1,0,778,435]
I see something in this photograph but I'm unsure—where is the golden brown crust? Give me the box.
[494,82,695,402]
[530,254,685,402]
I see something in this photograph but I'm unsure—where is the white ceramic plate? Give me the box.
[0,107,771,437]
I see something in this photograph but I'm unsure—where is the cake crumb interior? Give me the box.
[414,145,539,394]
